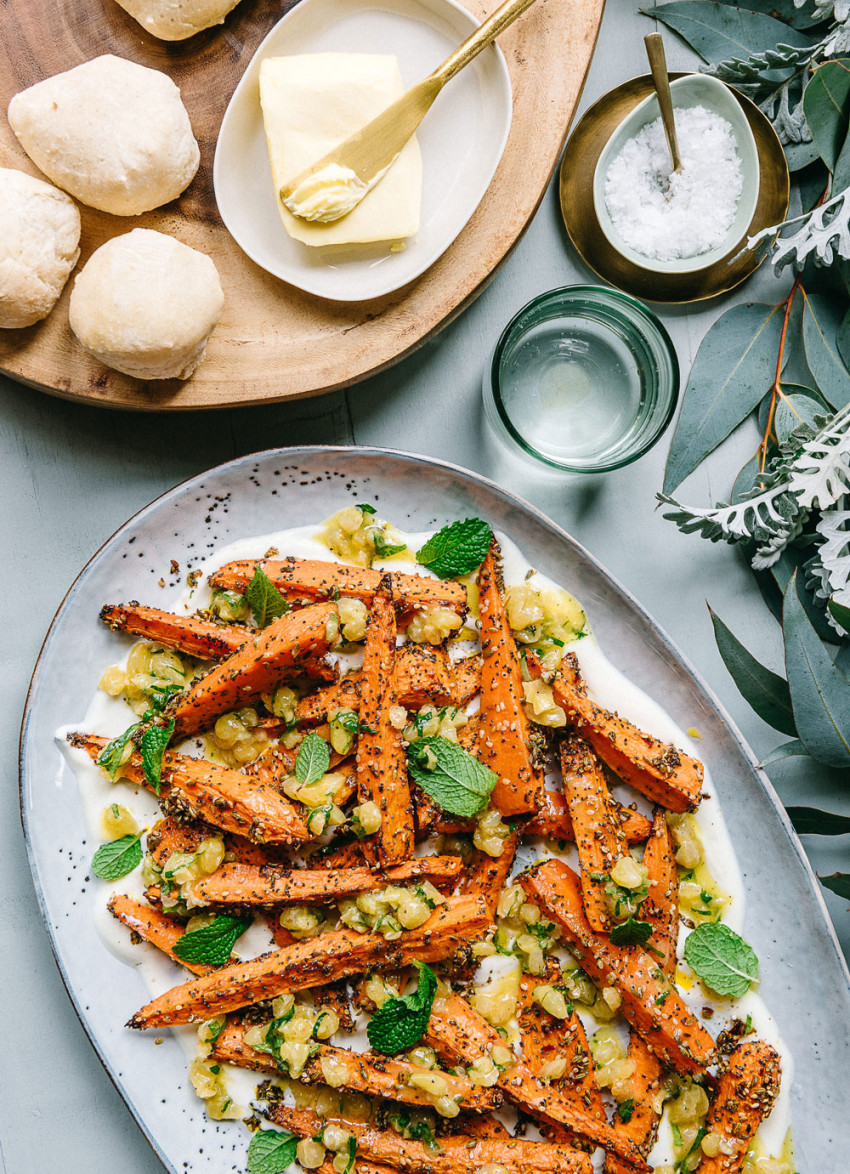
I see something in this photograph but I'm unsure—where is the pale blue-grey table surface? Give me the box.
[2,3,848,1170]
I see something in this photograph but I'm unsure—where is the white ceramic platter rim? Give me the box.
[20,446,850,1173]
[213,0,512,302]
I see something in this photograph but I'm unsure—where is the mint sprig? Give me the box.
[295,732,330,785]
[97,724,141,778]
[246,566,289,629]
[173,914,251,967]
[367,961,437,1054]
[247,1129,299,1174]
[609,918,653,947]
[406,737,497,818]
[416,518,492,580]
[683,922,759,998]
[140,720,175,796]
[91,834,143,881]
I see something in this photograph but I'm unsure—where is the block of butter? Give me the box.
[259,53,422,248]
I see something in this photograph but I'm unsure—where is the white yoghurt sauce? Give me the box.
[57,521,794,1170]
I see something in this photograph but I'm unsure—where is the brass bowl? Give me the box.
[559,72,790,304]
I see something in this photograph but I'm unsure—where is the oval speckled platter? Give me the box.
[20,447,850,1172]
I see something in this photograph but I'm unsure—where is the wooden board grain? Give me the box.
[0,0,605,410]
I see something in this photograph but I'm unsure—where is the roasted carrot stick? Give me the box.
[526,788,653,844]
[356,579,413,866]
[71,733,309,844]
[108,894,216,976]
[212,1021,500,1112]
[560,736,628,933]
[642,809,680,978]
[698,1041,781,1173]
[476,539,545,816]
[100,603,250,661]
[297,675,363,725]
[604,1032,664,1174]
[425,992,650,1170]
[457,830,520,919]
[127,895,490,1028]
[519,860,715,1075]
[193,856,463,906]
[146,816,214,867]
[209,557,468,614]
[264,1106,593,1174]
[552,655,704,812]
[170,602,338,737]
[312,979,354,1032]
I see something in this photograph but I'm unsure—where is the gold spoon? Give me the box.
[644,33,683,176]
[279,0,541,223]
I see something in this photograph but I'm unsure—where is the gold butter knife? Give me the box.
[279,0,541,223]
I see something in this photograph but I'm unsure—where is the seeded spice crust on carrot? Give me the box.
[71,508,790,1174]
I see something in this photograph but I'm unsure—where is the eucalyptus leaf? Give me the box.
[838,307,850,371]
[771,547,840,644]
[753,566,785,623]
[820,871,850,898]
[760,738,810,766]
[783,571,850,766]
[709,0,829,27]
[832,126,850,196]
[731,453,767,504]
[663,303,785,493]
[834,638,850,675]
[787,806,850,834]
[785,138,823,172]
[770,385,828,446]
[801,292,850,408]
[647,2,813,67]
[828,595,850,634]
[710,608,797,734]
[803,59,850,174]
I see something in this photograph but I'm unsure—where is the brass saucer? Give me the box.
[559,73,790,304]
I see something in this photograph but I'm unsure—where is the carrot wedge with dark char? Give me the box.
[356,578,413,866]
[519,860,716,1075]
[108,894,215,976]
[457,830,520,919]
[697,1040,781,1173]
[604,1031,664,1174]
[425,991,650,1170]
[560,736,629,932]
[476,538,545,816]
[170,601,339,737]
[265,1107,593,1174]
[642,808,680,977]
[127,894,490,1028]
[212,1022,501,1112]
[209,557,468,614]
[193,856,463,906]
[553,654,704,812]
[70,733,309,844]
[100,603,250,661]
[526,788,652,844]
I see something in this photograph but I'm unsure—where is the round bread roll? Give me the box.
[0,167,81,329]
[69,229,223,380]
[114,0,243,40]
[8,55,199,216]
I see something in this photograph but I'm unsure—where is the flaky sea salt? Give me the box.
[603,104,743,262]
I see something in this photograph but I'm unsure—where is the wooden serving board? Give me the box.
[0,0,605,411]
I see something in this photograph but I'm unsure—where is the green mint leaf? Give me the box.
[145,681,181,714]
[340,1137,357,1174]
[295,732,331,785]
[388,1111,438,1151]
[406,737,497,818]
[820,871,850,899]
[246,566,289,629]
[616,1098,634,1124]
[91,834,142,881]
[372,531,406,558]
[247,1129,299,1174]
[683,922,760,998]
[367,961,437,1054]
[173,915,251,967]
[97,723,140,778]
[609,918,653,947]
[356,503,376,514]
[416,518,492,580]
[671,1123,683,1148]
[140,720,175,796]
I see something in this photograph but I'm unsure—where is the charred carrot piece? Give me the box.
[604,1032,664,1173]
[315,840,367,869]
[127,895,490,1028]
[100,602,250,661]
[193,856,464,906]
[297,675,362,725]
[170,602,339,737]
[458,830,520,920]
[210,557,468,614]
[451,653,483,706]
[476,539,545,816]
[312,980,354,1032]
[108,894,215,977]
[212,1022,500,1112]
[392,642,452,708]
[519,860,715,1075]
[698,1041,781,1174]
[560,736,629,933]
[70,733,309,845]
[356,579,413,866]
[425,992,649,1170]
[552,655,704,812]
[642,809,680,978]
[525,788,652,844]
[265,1106,593,1174]
[146,816,215,867]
